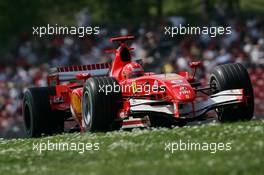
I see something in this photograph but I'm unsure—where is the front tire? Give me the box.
[210,63,254,122]
[82,77,122,131]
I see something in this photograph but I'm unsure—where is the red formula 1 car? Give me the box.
[23,36,254,137]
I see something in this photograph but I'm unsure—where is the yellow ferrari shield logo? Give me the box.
[132,81,137,94]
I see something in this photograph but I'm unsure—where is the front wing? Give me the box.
[129,89,244,119]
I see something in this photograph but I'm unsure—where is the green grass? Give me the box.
[0,120,263,175]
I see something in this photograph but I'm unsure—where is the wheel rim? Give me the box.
[210,78,220,94]
[82,90,93,127]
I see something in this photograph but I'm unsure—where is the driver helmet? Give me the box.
[121,62,144,79]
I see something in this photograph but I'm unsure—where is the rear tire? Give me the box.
[22,87,64,137]
[210,63,254,122]
[82,77,122,131]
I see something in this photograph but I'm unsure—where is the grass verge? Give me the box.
[0,120,263,175]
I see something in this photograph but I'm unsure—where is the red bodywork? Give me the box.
[47,36,207,130]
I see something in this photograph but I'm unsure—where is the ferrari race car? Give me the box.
[22,36,254,137]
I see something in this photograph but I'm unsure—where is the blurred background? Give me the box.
[0,0,263,138]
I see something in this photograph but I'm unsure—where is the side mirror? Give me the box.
[189,61,202,80]
[189,61,202,69]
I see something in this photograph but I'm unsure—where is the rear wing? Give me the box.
[110,36,135,43]
[48,62,111,85]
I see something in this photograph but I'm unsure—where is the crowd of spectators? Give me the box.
[0,11,263,138]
